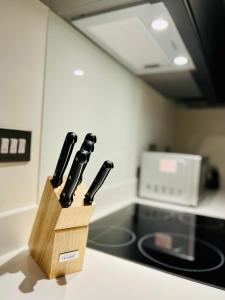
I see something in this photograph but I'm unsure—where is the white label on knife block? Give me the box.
[59,250,79,262]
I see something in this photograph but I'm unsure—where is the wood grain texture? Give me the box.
[50,226,89,278]
[29,179,61,276]
[55,182,96,230]
[29,177,95,279]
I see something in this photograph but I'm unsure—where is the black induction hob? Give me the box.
[87,204,225,290]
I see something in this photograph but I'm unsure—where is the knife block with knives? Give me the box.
[29,176,96,279]
[29,132,114,279]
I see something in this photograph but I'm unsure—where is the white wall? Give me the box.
[0,0,48,213]
[39,12,176,195]
[175,107,225,186]
[0,4,175,256]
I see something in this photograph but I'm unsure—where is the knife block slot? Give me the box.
[29,177,95,279]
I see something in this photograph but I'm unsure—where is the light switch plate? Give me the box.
[0,128,31,162]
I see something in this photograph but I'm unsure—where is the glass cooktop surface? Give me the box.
[87,204,225,290]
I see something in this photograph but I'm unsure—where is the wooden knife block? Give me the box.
[29,177,95,279]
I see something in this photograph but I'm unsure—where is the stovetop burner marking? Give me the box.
[138,233,225,272]
[89,225,136,248]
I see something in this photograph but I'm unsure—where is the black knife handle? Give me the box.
[59,150,88,208]
[78,140,95,185]
[81,139,94,155]
[84,160,114,205]
[85,133,97,144]
[51,132,77,188]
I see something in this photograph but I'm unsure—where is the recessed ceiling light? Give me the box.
[173,56,188,66]
[73,69,85,76]
[151,19,168,31]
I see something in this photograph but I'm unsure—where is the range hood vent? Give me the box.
[87,17,170,71]
[73,3,195,75]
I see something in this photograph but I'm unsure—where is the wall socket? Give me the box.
[0,128,31,162]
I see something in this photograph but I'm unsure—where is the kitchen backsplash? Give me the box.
[175,107,225,186]
[39,12,177,198]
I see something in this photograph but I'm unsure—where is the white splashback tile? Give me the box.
[39,12,176,198]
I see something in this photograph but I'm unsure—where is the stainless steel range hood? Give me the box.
[72,2,201,100]
[41,0,225,107]
[73,3,195,74]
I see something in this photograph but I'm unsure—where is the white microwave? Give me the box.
[139,152,207,207]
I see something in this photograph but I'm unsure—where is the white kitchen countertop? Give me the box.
[1,188,225,299]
